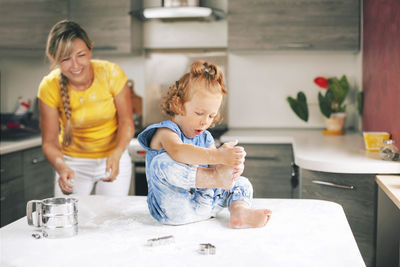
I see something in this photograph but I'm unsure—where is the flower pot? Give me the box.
[323,113,346,135]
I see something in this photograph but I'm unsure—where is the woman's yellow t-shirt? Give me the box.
[38,59,128,158]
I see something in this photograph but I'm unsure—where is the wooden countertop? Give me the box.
[376,175,400,209]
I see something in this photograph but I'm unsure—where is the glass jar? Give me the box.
[379,139,399,161]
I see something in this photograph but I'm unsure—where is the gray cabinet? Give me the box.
[69,0,142,54]
[376,186,400,267]
[0,0,141,54]
[0,152,25,227]
[241,144,298,198]
[0,0,68,51]
[301,169,376,267]
[0,147,54,227]
[228,0,360,51]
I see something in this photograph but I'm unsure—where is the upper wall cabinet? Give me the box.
[0,0,141,54]
[0,0,68,51]
[228,0,360,51]
[69,0,141,54]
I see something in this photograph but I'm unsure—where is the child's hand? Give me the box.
[218,140,246,166]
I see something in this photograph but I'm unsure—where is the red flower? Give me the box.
[314,77,328,89]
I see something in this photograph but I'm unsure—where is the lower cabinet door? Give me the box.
[301,169,376,267]
[1,176,25,227]
[23,147,55,201]
[241,144,296,198]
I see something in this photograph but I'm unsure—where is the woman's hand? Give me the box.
[58,166,75,194]
[102,82,134,182]
[102,151,121,182]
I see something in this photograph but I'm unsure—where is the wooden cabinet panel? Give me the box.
[0,152,23,183]
[69,0,132,53]
[0,0,141,54]
[241,144,297,198]
[0,0,68,50]
[301,169,376,267]
[0,146,54,227]
[228,0,360,51]
[0,176,25,227]
[23,147,54,201]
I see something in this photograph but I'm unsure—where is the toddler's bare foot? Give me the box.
[229,202,272,229]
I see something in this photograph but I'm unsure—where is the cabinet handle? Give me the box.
[0,196,5,201]
[312,180,355,190]
[32,158,45,164]
[0,168,4,173]
[278,43,312,49]
[246,156,278,161]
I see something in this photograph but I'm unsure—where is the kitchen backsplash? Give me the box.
[0,54,146,114]
[227,51,362,129]
[1,51,361,130]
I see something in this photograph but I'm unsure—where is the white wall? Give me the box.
[0,54,145,113]
[227,51,362,129]
[0,56,49,113]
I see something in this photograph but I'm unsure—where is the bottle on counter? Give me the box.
[379,139,399,161]
[14,96,31,116]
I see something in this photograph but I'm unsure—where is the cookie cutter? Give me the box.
[199,243,216,255]
[146,235,175,246]
[32,233,41,239]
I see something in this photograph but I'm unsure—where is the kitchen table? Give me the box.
[0,196,365,267]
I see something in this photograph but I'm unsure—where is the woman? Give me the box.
[38,20,134,196]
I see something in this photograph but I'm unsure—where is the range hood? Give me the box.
[132,0,226,20]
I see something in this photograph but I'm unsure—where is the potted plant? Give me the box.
[287,75,350,134]
[315,75,349,134]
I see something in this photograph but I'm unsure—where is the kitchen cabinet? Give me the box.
[228,0,360,51]
[0,0,68,51]
[69,0,142,54]
[375,176,400,267]
[0,0,142,54]
[241,144,298,198]
[0,146,54,227]
[301,169,376,267]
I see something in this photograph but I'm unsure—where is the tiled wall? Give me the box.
[362,0,400,142]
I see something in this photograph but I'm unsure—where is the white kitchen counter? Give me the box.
[221,128,400,174]
[0,136,42,155]
[376,175,400,209]
[0,196,365,267]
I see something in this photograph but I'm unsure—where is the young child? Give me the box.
[138,60,271,228]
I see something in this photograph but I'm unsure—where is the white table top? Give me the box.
[221,128,400,174]
[0,196,365,267]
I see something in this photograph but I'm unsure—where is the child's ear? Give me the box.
[172,98,185,116]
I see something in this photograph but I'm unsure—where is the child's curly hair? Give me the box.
[161,60,227,127]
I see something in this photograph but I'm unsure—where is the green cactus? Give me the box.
[287,91,309,122]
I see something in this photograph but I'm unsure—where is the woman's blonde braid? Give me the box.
[59,74,73,147]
